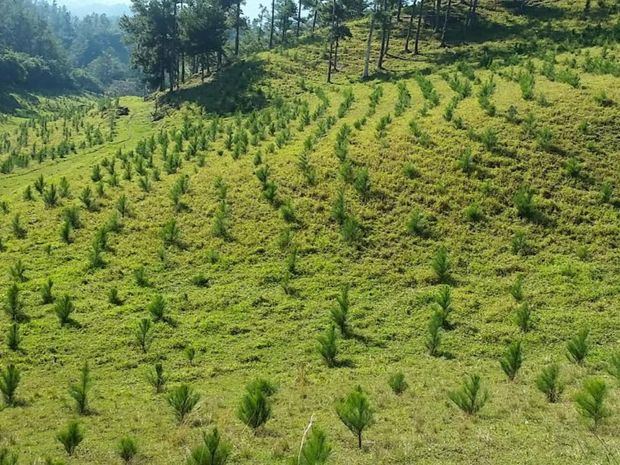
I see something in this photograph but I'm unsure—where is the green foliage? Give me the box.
[136,318,154,353]
[607,352,620,384]
[5,283,26,322]
[566,329,589,365]
[515,303,532,333]
[574,379,610,429]
[237,382,272,431]
[317,325,338,368]
[514,186,538,220]
[0,364,20,407]
[330,285,351,338]
[147,362,165,393]
[187,427,230,465]
[148,294,167,322]
[407,209,429,237]
[117,436,138,463]
[167,384,200,424]
[426,312,442,357]
[449,374,489,415]
[536,364,562,403]
[68,363,92,415]
[54,294,75,327]
[6,323,21,351]
[388,372,408,395]
[499,341,523,381]
[56,421,84,456]
[40,277,54,304]
[335,386,374,449]
[431,246,451,283]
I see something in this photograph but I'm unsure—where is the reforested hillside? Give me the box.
[0,0,619,464]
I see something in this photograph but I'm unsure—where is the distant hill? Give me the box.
[57,1,131,18]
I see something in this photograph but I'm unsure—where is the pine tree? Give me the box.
[335,386,374,449]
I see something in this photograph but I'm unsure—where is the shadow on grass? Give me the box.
[161,59,268,116]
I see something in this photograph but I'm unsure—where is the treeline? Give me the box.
[0,0,139,94]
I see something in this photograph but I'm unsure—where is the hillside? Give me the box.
[0,1,619,464]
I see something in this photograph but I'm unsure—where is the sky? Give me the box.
[57,0,264,18]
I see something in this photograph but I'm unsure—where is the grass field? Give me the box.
[0,1,619,464]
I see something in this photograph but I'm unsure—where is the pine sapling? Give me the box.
[500,340,523,381]
[335,386,374,449]
[536,364,563,403]
[449,374,489,415]
[574,378,610,430]
[566,329,589,365]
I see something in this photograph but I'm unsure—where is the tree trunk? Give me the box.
[404,0,416,51]
[312,7,318,32]
[334,37,339,71]
[433,0,441,32]
[235,0,241,55]
[362,3,376,79]
[269,0,275,48]
[357,432,362,449]
[297,0,302,37]
[414,0,424,54]
[385,12,392,56]
[397,0,403,20]
[327,0,336,82]
[377,0,388,68]
[440,0,451,46]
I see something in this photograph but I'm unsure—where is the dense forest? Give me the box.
[0,0,619,464]
[0,0,139,94]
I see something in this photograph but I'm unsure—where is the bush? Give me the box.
[187,427,230,465]
[514,186,537,220]
[5,283,26,322]
[68,363,92,415]
[317,326,338,368]
[56,421,84,456]
[55,295,75,327]
[9,259,27,282]
[167,384,200,424]
[335,386,374,449]
[566,329,589,365]
[449,374,488,415]
[117,436,138,463]
[431,246,451,283]
[500,340,523,381]
[353,168,371,200]
[341,216,362,245]
[432,286,453,329]
[464,202,483,222]
[11,214,26,239]
[40,278,54,304]
[536,364,562,403]
[607,352,620,384]
[426,312,442,356]
[237,383,271,431]
[134,266,150,287]
[108,287,123,306]
[407,209,429,237]
[574,379,610,429]
[161,218,181,247]
[0,364,20,407]
[388,372,408,395]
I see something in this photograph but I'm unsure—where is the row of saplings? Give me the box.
[1,325,619,464]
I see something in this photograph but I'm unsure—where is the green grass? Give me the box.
[0,1,619,463]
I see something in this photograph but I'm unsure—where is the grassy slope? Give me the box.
[0,1,619,464]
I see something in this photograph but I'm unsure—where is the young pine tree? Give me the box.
[56,421,84,456]
[147,362,166,393]
[431,246,451,283]
[237,383,272,431]
[335,386,374,449]
[297,425,331,465]
[566,329,589,365]
[68,363,92,415]
[535,364,563,403]
[0,364,21,407]
[135,318,154,353]
[449,374,489,415]
[187,427,231,465]
[317,325,338,368]
[167,384,200,424]
[574,378,610,430]
[330,285,351,338]
[388,372,408,395]
[499,340,523,381]
[117,436,138,464]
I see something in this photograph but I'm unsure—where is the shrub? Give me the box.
[40,278,54,304]
[108,287,123,306]
[566,329,589,365]
[9,259,27,282]
[187,428,231,465]
[564,157,582,178]
[510,275,524,302]
[432,286,453,329]
[335,386,374,449]
[536,364,562,403]
[55,295,75,327]
[161,218,181,247]
[63,206,82,229]
[317,325,338,368]
[69,363,92,415]
[167,384,200,424]
[0,364,20,406]
[117,194,130,217]
[607,352,620,384]
[431,246,451,283]
[330,286,351,338]
[458,148,475,175]
[574,379,610,430]
[353,168,371,200]
[280,200,297,224]
[515,302,532,332]
[117,436,138,463]
[43,184,59,208]
[388,372,408,395]
[7,323,21,351]
[500,341,523,381]
[518,71,535,100]
[185,346,196,365]
[148,295,167,322]
[56,421,84,456]
[403,162,419,179]
[60,219,73,244]
[297,426,331,465]
[147,362,165,393]
[448,374,488,415]
[237,383,271,431]
[341,216,362,245]
[331,191,346,225]
[464,202,483,222]
[136,318,154,353]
